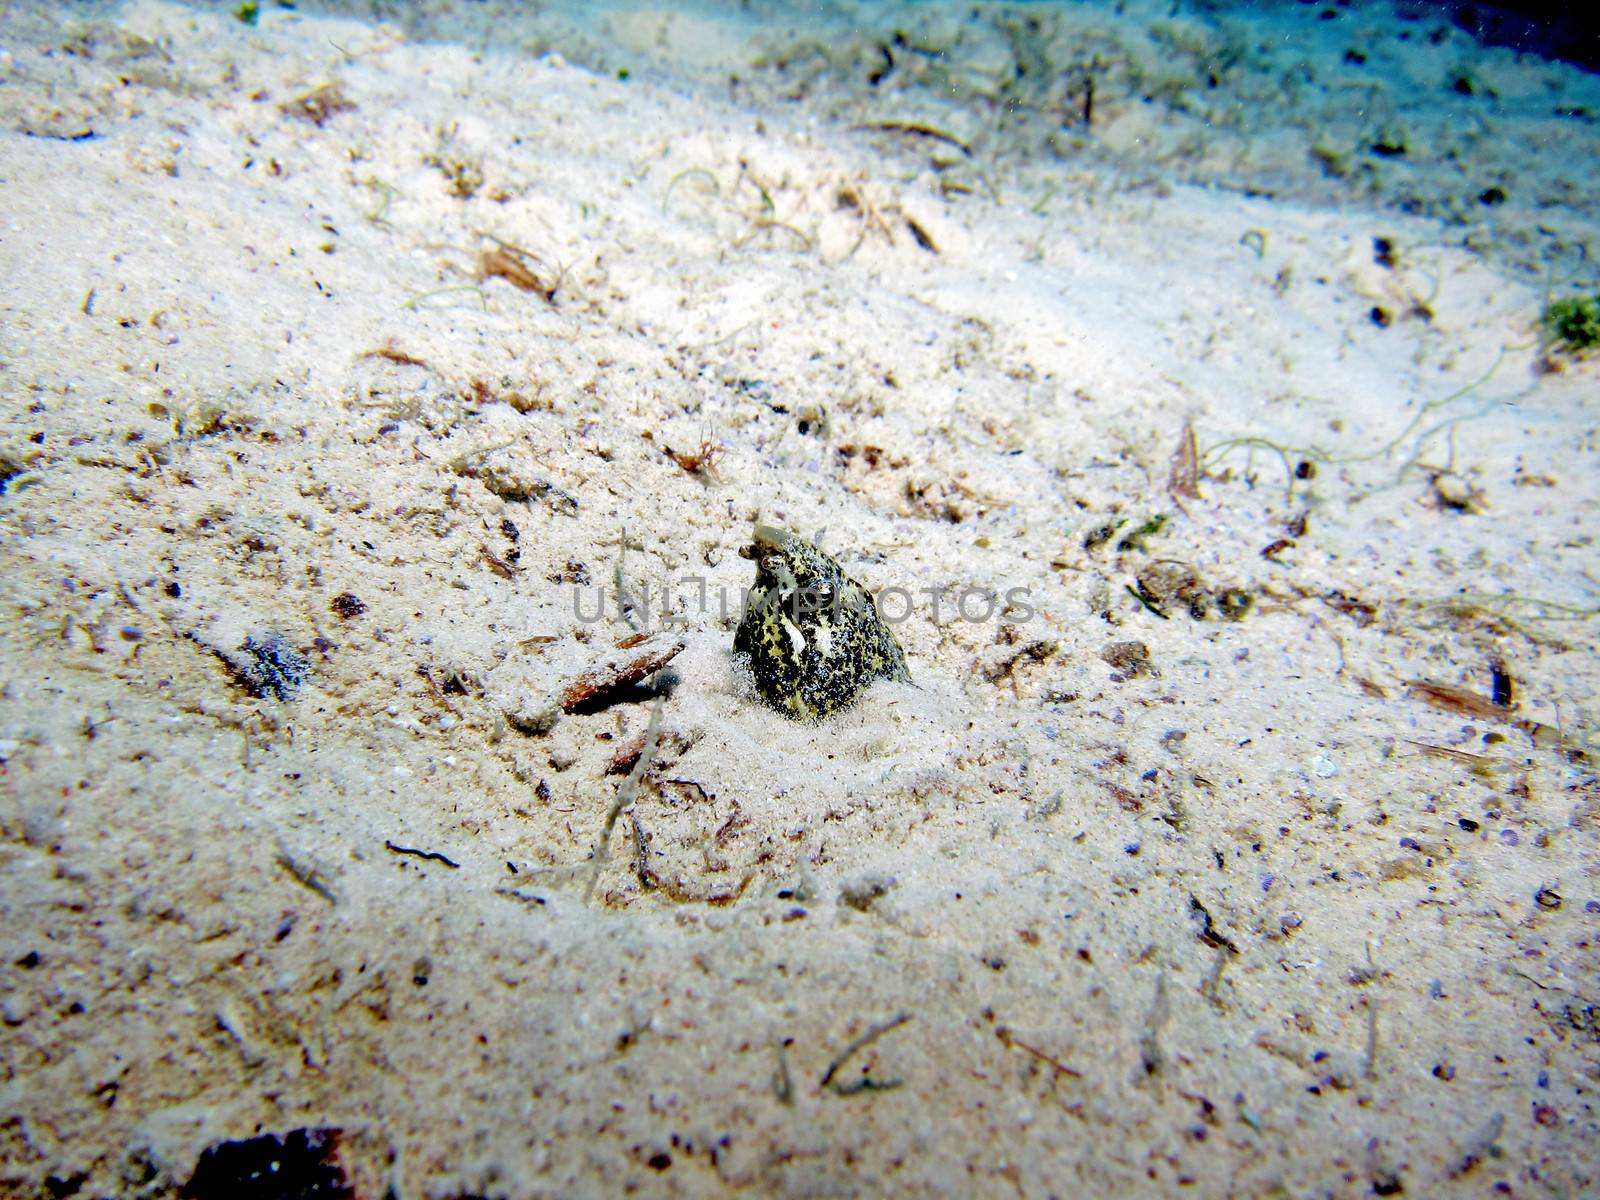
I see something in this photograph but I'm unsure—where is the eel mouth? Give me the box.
[739,524,792,560]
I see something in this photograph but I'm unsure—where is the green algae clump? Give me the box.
[1542,294,1600,355]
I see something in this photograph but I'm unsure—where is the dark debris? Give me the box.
[182,1127,351,1200]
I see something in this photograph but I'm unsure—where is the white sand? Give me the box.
[1,0,1596,1195]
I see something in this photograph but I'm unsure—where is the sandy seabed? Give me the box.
[0,0,1597,1195]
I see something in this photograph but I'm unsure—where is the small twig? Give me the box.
[851,120,973,158]
[1167,422,1200,504]
[1363,996,1379,1081]
[561,634,684,712]
[820,1011,912,1093]
[772,1042,794,1105]
[585,694,664,903]
[996,1027,1082,1078]
[631,810,651,890]
[384,840,460,869]
[831,1078,902,1095]
[1138,972,1170,1077]
[276,843,339,904]
[363,341,429,367]
[1508,969,1599,1005]
[479,244,556,301]
[1405,679,1514,723]
[494,887,549,909]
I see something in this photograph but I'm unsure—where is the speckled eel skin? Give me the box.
[733,525,910,721]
